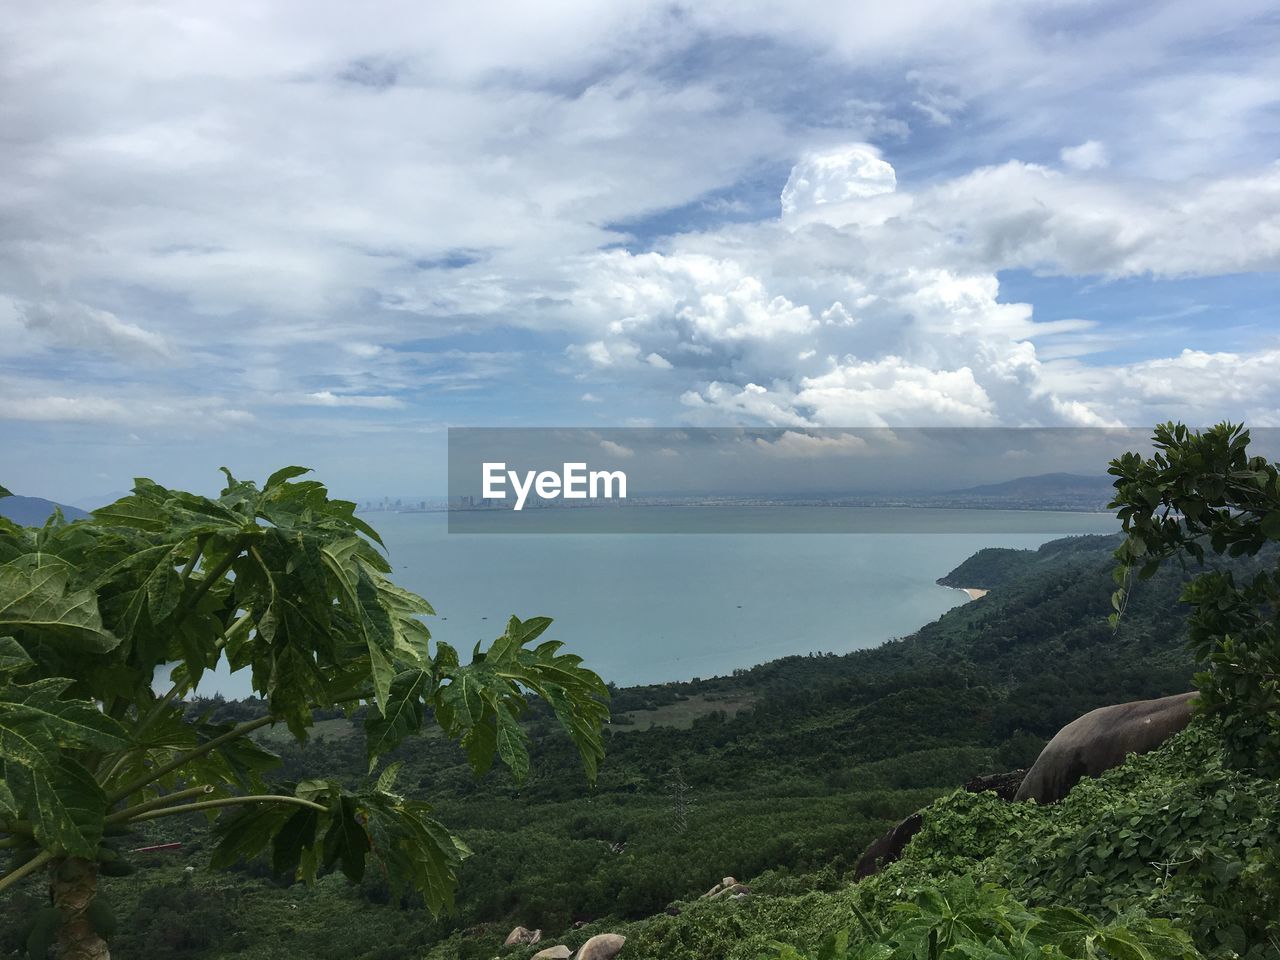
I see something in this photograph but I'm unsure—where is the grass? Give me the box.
[614,693,758,732]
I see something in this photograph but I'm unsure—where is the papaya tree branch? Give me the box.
[179,534,210,584]
[114,610,255,778]
[177,536,247,620]
[125,794,328,824]
[0,849,55,894]
[107,784,215,823]
[107,713,275,804]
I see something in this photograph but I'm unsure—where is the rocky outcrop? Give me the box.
[853,812,924,880]
[700,875,750,900]
[504,926,541,946]
[853,768,1025,879]
[1015,692,1196,804]
[575,932,626,959]
[531,947,572,960]
[853,692,1197,882]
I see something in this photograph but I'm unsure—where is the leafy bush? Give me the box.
[767,879,1199,960]
[1109,422,1280,774]
[1020,725,1280,959]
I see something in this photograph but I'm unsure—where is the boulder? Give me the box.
[504,926,541,946]
[574,933,626,960]
[853,769,1026,881]
[962,769,1027,800]
[852,694,1196,882]
[532,948,572,960]
[707,882,749,899]
[1015,692,1196,804]
[701,876,748,899]
[853,811,923,880]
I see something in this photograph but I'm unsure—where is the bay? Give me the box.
[374,507,1118,687]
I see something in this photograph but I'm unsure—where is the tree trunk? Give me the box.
[50,857,109,960]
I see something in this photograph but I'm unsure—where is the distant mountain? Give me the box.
[0,494,91,526]
[949,472,1114,498]
[925,472,1116,512]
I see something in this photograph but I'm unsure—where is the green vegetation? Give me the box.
[597,722,1277,960]
[934,546,1033,590]
[767,880,1199,960]
[0,471,606,958]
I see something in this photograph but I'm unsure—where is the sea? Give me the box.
[199,507,1118,696]
[369,507,1119,688]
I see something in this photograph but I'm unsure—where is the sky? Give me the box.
[2,0,1279,504]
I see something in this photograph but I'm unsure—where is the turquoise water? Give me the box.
[373,508,1118,687]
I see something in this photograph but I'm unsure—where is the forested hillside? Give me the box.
[7,532,1254,960]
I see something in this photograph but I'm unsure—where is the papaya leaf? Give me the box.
[322,795,369,883]
[361,791,465,915]
[211,803,296,870]
[265,466,312,490]
[9,756,107,857]
[0,677,129,766]
[365,669,431,768]
[0,557,117,652]
[0,636,33,676]
[272,807,321,878]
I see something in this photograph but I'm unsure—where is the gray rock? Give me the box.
[1015,692,1196,804]
[504,926,541,946]
[574,933,626,960]
[854,812,924,881]
[962,769,1028,800]
[532,947,572,960]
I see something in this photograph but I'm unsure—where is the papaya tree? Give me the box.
[1109,421,1280,774]
[0,469,609,959]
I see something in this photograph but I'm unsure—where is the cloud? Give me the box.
[1042,349,1280,428]
[752,430,870,457]
[599,439,635,458]
[541,144,1280,427]
[304,391,405,409]
[1060,140,1108,171]
[581,392,602,402]
[0,395,132,423]
[2,0,1280,487]
[0,377,256,426]
[16,299,172,357]
[780,144,896,215]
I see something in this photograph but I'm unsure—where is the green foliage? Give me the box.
[767,879,1199,960]
[1109,422,1280,774]
[607,722,1273,960]
[0,469,607,947]
[1019,725,1280,959]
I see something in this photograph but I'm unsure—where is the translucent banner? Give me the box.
[445,427,1279,534]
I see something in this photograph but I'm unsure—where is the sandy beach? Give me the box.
[958,587,989,600]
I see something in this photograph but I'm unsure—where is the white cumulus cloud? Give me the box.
[1060,140,1109,171]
